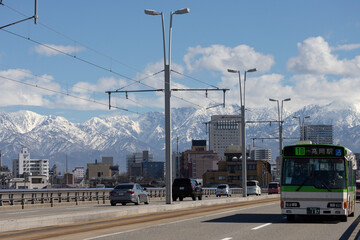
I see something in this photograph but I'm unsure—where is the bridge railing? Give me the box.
[0,187,250,208]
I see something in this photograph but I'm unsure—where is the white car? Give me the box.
[246,180,261,196]
[216,184,230,197]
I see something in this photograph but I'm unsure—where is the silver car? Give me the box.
[216,184,230,197]
[109,183,149,206]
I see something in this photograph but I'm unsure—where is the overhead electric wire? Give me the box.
[0,63,148,109]
[0,74,145,114]
[1,3,226,112]
[171,69,219,89]
[1,28,158,91]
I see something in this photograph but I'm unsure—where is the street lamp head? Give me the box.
[304,116,311,119]
[174,8,190,15]
[293,116,300,119]
[227,69,239,73]
[246,68,257,73]
[269,98,277,102]
[283,98,291,102]
[144,9,161,15]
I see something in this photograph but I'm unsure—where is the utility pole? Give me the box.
[0,0,38,29]
[106,9,228,204]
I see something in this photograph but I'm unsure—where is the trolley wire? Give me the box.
[1,3,226,111]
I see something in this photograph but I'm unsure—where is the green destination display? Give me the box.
[284,145,344,157]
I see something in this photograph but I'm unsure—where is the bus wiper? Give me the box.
[296,176,311,192]
[314,176,331,192]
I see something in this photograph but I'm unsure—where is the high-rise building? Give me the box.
[209,115,241,161]
[301,124,333,144]
[126,151,153,177]
[250,149,271,161]
[12,147,49,180]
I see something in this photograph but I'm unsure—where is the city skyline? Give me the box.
[0,1,359,123]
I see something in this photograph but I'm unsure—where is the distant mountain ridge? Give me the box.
[1,101,360,172]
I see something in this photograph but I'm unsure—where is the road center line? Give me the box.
[251,223,272,230]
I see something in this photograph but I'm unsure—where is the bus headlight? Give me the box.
[327,202,342,208]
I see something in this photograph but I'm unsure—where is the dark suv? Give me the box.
[172,178,203,201]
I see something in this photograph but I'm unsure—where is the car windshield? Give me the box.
[282,158,345,189]
[115,184,134,190]
[269,183,279,188]
[217,185,227,189]
[247,181,256,186]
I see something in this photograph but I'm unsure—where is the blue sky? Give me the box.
[0,0,360,122]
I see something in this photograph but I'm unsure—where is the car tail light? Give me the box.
[109,191,115,196]
[127,190,135,194]
[191,185,194,190]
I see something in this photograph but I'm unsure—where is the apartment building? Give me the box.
[12,147,49,180]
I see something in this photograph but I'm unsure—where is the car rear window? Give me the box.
[173,178,190,186]
[247,181,256,186]
[217,185,227,189]
[269,183,279,188]
[115,184,134,189]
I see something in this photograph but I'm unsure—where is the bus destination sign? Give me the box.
[284,145,344,157]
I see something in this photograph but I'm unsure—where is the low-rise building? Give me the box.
[203,145,271,187]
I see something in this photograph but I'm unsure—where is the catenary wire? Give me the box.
[1,3,225,111]
[0,74,144,114]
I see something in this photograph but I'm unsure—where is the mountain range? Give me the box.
[1,101,360,172]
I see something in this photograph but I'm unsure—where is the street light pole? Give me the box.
[269,98,291,156]
[293,115,310,141]
[269,98,291,180]
[145,8,189,204]
[228,68,256,197]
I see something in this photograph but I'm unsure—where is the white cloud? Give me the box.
[0,69,60,107]
[332,43,360,51]
[287,36,360,76]
[183,44,275,74]
[34,44,84,56]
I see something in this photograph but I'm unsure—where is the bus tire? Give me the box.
[349,211,355,217]
[286,214,295,221]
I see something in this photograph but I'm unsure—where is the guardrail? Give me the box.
[0,187,253,209]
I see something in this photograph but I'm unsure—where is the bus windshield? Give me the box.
[282,158,345,189]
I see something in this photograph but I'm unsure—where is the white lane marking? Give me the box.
[84,202,277,240]
[6,210,38,215]
[251,223,272,230]
[221,238,233,240]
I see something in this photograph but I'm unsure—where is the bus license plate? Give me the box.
[307,207,320,215]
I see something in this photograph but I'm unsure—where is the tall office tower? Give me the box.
[209,115,242,161]
[301,124,333,144]
[126,150,153,176]
[250,149,272,161]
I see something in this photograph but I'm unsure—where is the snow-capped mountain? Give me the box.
[1,101,360,172]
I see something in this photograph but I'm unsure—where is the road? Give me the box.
[1,197,359,240]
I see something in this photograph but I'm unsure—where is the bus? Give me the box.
[281,143,357,222]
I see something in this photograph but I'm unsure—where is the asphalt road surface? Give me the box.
[1,198,360,240]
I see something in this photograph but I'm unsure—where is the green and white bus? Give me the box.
[281,143,357,222]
